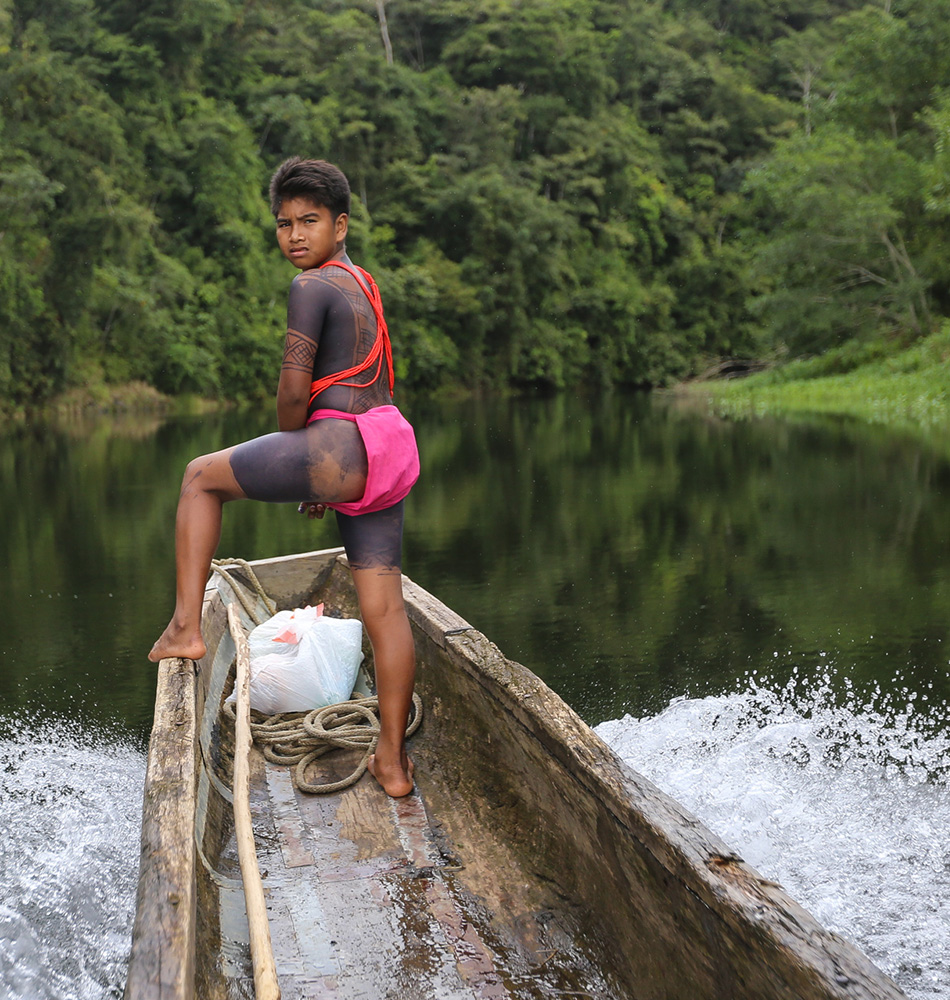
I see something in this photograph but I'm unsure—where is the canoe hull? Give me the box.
[126,548,906,1000]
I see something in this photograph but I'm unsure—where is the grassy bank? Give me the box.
[0,382,232,423]
[689,326,950,429]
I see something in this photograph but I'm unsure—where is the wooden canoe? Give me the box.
[125,548,907,1000]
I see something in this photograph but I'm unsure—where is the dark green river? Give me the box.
[3,391,950,731]
[1,392,948,998]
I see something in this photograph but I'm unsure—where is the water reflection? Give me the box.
[405,393,950,724]
[2,393,950,733]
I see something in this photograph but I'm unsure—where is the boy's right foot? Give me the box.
[148,622,206,663]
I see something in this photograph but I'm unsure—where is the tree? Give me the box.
[744,130,930,352]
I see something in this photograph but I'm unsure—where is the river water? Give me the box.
[1,392,947,998]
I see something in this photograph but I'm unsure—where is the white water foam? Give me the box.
[0,718,146,1000]
[595,670,950,1000]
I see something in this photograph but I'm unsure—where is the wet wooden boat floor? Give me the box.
[206,746,615,1000]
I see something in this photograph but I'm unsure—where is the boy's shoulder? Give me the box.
[289,268,343,298]
[292,261,362,288]
[292,267,332,285]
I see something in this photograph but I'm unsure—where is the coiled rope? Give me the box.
[214,557,423,794]
[222,693,423,794]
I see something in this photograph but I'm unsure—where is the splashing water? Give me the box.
[0,717,145,1000]
[595,670,950,1000]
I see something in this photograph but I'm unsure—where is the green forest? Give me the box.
[2,0,950,410]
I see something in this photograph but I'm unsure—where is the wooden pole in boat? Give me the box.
[227,602,281,1000]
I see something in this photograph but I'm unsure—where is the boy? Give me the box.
[149,158,419,798]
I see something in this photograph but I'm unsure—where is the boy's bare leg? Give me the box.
[350,565,416,797]
[149,449,246,663]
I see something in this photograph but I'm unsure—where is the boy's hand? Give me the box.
[297,501,327,519]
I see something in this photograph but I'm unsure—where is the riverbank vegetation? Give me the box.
[3,0,950,412]
[693,323,950,428]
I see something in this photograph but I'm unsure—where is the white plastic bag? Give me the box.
[247,604,324,662]
[227,605,363,714]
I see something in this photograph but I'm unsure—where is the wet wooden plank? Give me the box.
[252,754,515,1000]
[265,765,315,869]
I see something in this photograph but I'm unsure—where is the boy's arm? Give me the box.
[276,332,315,430]
[276,274,325,430]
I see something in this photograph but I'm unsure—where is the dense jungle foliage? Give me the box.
[2,0,950,408]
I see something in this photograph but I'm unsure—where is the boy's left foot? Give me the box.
[367,753,414,798]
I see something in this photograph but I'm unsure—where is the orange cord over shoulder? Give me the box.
[308,261,395,407]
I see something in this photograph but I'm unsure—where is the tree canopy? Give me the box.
[2,0,949,408]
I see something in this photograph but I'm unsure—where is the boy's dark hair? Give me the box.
[269,158,351,219]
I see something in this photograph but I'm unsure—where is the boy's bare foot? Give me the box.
[367,752,414,798]
[148,622,206,663]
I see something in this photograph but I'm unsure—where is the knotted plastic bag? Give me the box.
[227,605,363,714]
[247,604,323,662]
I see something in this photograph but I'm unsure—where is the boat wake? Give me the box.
[0,716,145,1000]
[595,669,950,1000]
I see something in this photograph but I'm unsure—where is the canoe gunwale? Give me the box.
[124,656,198,1000]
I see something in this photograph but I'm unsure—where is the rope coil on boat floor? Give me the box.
[222,694,423,794]
[213,556,423,794]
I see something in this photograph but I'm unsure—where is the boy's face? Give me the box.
[275,197,347,270]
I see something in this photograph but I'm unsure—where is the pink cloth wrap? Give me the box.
[306,405,420,515]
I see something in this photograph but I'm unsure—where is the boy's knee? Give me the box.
[359,590,405,625]
[352,571,406,624]
[183,453,213,479]
[179,450,240,500]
